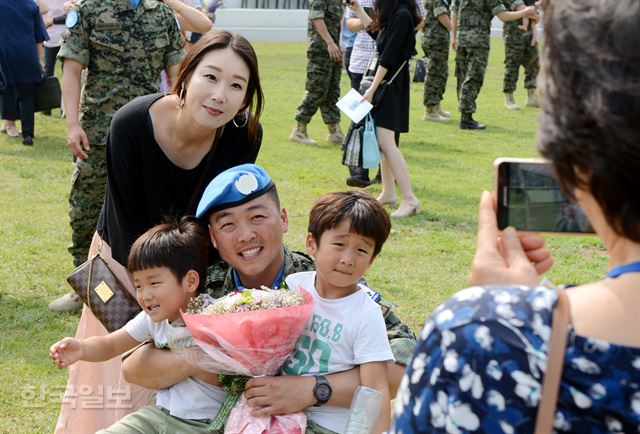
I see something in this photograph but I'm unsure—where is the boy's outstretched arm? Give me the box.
[50,329,139,368]
[360,361,391,434]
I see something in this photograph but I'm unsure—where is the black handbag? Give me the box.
[35,76,61,112]
[360,59,407,107]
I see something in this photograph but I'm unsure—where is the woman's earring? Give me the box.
[232,110,249,128]
[178,86,185,108]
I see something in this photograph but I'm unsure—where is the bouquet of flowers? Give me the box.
[172,286,313,433]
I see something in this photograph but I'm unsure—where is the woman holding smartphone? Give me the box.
[350,0,421,218]
[392,0,640,432]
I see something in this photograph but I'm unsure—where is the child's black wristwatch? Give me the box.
[312,375,332,406]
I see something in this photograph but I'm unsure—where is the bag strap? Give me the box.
[185,126,224,213]
[386,60,408,85]
[534,286,571,433]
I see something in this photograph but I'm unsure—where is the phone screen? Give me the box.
[496,160,594,233]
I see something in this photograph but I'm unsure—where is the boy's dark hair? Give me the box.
[308,190,391,258]
[127,217,209,292]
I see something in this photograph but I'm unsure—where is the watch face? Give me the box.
[316,383,331,402]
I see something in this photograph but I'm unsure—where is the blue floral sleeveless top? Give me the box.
[391,285,640,433]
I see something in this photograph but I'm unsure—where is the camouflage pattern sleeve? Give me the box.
[433,0,449,17]
[160,3,186,68]
[308,0,327,21]
[378,298,417,366]
[489,0,507,16]
[57,4,90,66]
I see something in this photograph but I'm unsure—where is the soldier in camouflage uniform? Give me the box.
[451,0,536,129]
[49,0,185,311]
[200,166,415,434]
[502,0,539,110]
[421,0,452,122]
[289,0,344,146]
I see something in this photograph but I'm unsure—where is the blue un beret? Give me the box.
[196,164,275,218]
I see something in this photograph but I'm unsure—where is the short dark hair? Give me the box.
[127,217,209,292]
[536,0,640,242]
[308,190,391,257]
[171,30,264,143]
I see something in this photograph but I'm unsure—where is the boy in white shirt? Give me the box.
[283,190,394,434]
[50,218,226,433]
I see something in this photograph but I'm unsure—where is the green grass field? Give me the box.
[0,39,607,432]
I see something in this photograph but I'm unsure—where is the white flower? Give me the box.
[459,364,484,399]
[473,325,493,350]
[571,357,601,375]
[589,383,607,400]
[396,375,410,408]
[631,391,640,415]
[453,286,485,302]
[441,329,456,348]
[632,356,640,370]
[487,390,505,411]
[443,350,460,373]
[430,367,440,386]
[434,309,454,326]
[486,360,503,381]
[495,302,514,319]
[569,386,592,409]
[530,313,551,343]
[531,288,554,311]
[511,370,542,406]
[584,338,610,353]
[499,421,514,434]
[420,320,435,340]
[446,402,480,434]
[429,390,448,428]
[553,411,571,431]
[411,353,427,384]
[605,415,623,431]
[495,290,517,304]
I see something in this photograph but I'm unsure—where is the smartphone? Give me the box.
[494,158,594,234]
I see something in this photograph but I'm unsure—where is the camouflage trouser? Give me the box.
[422,43,449,107]
[294,49,342,125]
[306,420,339,434]
[379,298,416,366]
[455,46,489,114]
[68,145,107,267]
[503,31,540,93]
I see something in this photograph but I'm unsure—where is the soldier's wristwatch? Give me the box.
[312,375,332,407]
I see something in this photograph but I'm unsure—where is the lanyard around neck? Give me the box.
[232,247,286,291]
[606,260,640,278]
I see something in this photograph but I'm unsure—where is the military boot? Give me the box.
[504,93,520,110]
[327,123,345,144]
[459,112,486,130]
[526,89,539,107]
[289,122,317,145]
[436,104,451,118]
[423,105,448,122]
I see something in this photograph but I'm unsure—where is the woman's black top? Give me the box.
[97,93,262,266]
[368,4,416,132]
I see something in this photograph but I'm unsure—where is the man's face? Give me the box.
[208,194,288,288]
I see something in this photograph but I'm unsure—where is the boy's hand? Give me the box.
[50,337,83,369]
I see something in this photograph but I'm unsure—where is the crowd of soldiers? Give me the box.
[290,0,540,143]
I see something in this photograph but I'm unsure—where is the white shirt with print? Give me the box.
[283,271,394,432]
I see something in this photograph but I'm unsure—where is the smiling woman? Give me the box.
[53,30,266,434]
